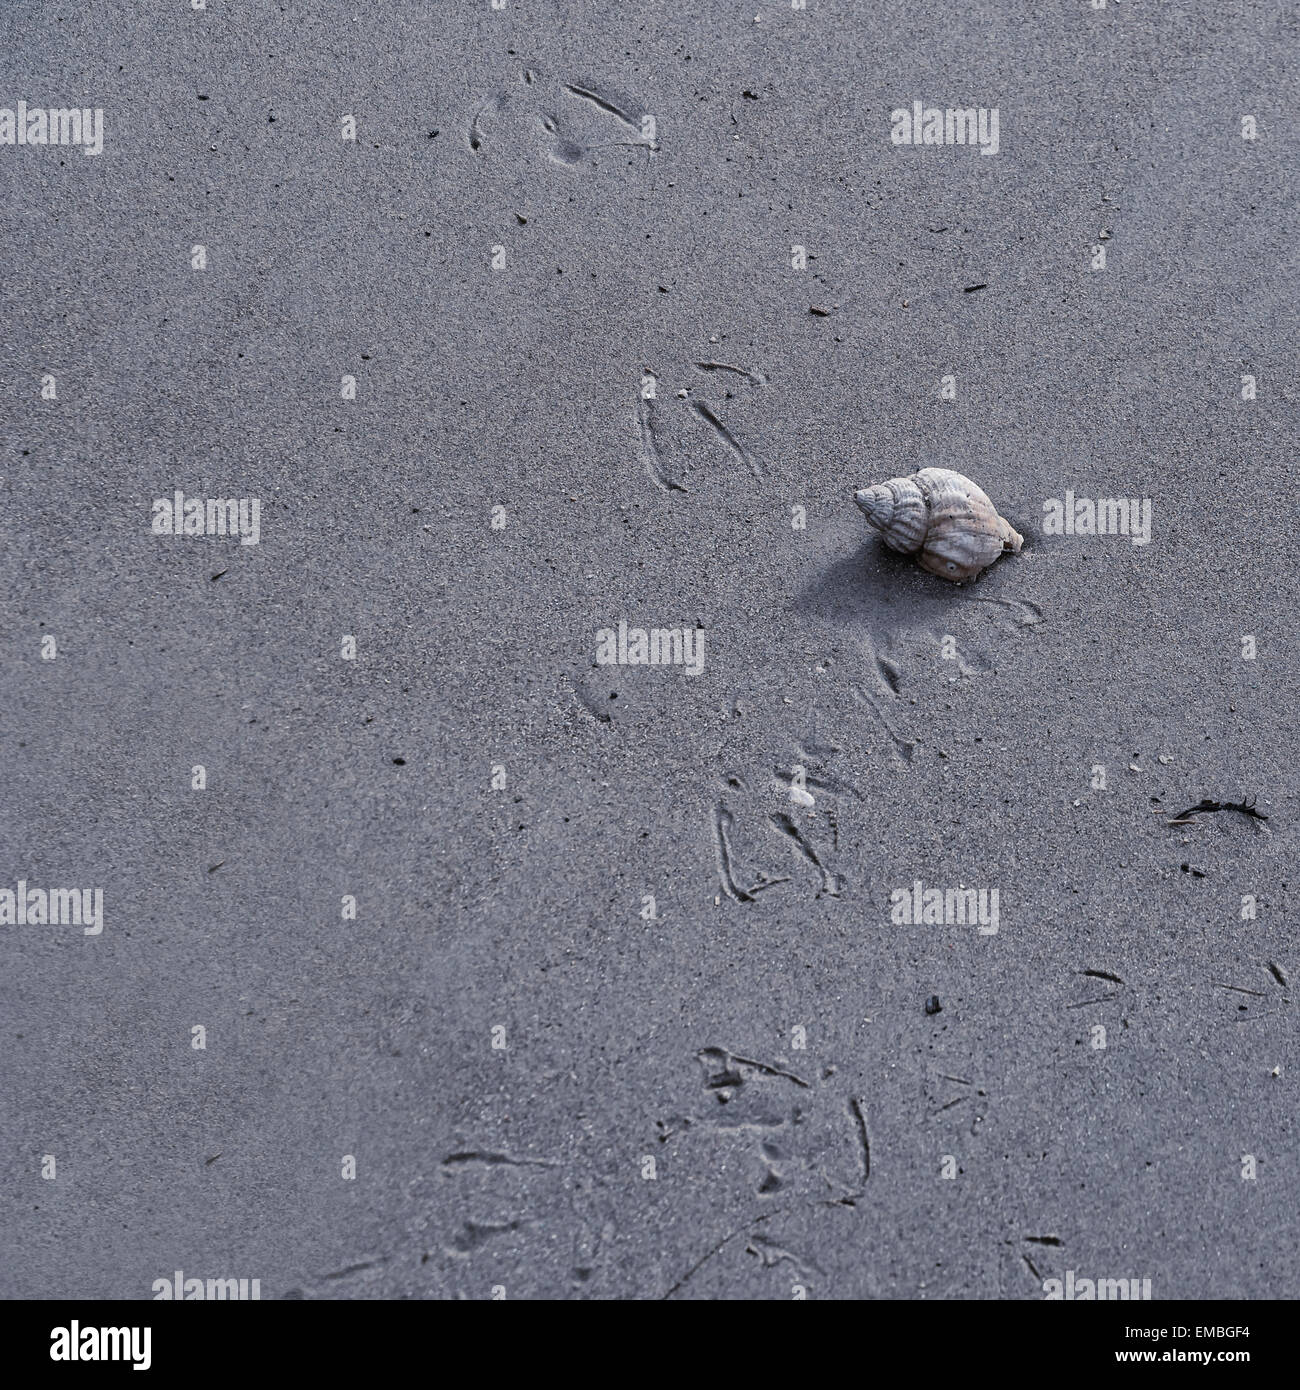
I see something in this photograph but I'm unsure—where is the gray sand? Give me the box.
[1,1,1297,1299]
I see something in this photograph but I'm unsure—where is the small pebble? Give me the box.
[925,995,942,1016]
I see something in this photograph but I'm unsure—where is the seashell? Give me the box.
[854,467,1023,583]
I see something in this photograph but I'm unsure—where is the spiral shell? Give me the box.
[854,468,1023,583]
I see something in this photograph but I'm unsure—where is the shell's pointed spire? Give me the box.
[854,485,892,529]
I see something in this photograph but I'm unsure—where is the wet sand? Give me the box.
[1,2,1296,1298]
